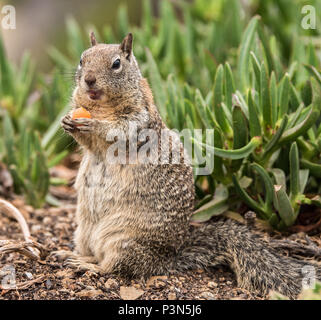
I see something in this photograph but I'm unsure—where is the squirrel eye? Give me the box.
[79,59,83,66]
[112,59,121,69]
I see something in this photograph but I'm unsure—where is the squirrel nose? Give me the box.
[85,74,96,87]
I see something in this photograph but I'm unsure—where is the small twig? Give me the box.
[0,199,49,260]
[244,211,256,227]
[0,240,49,260]
[17,275,46,290]
[0,275,46,291]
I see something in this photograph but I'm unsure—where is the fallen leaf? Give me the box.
[168,292,176,300]
[119,286,144,300]
[208,281,218,288]
[76,289,104,298]
[55,270,74,278]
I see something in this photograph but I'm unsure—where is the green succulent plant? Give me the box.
[0,0,320,226]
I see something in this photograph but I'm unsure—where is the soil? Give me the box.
[0,198,261,300]
[0,156,320,300]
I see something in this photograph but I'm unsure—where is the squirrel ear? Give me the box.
[120,33,133,60]
[90,31,97,46]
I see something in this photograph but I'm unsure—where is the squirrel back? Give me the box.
[61,32,321,299]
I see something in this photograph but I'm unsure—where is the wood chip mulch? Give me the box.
[0,190,262,300]
[0,159,320,300]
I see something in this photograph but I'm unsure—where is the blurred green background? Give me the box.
[1,0,147,69]
[2,0,320,69]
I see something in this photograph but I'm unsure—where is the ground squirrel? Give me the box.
[59,32,321,299]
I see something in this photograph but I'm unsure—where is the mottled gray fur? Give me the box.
[58,32,321,299]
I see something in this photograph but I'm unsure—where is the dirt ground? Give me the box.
[0,198,262,300]
[0,158,320,300]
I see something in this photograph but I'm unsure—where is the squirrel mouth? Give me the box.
[87,89,102,100]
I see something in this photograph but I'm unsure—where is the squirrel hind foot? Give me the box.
[52,250,97,263]
[64,257,103,274]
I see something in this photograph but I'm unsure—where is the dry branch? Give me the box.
[0,240,49,260]
[0,199,31,242]
[0,199,49,260]
[0,275,46,291]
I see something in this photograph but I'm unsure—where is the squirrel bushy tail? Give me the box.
[174,219,321,299]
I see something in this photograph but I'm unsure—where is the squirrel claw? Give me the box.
[64,258,83,270]
[64,257,101,274]
[51,250,78,261]
[61,115,76,133]
[73,118,95,133]
[61,115,95,133]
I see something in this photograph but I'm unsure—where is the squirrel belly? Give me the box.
[60,32,321,299]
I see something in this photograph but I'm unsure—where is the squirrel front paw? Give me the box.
[61,114,96,134]
[61,114,76,133]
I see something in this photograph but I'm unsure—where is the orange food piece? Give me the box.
[72,107,91,119]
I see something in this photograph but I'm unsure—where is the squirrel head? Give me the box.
[73,32,143,113]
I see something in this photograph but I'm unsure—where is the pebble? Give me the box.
[208,281,218,288]
[43,217,52,225]
[56,270,74,278]
[49,208,64,215]
[85,285,96,291]
[46,279,53,290]
[31,225,41,233]
[168,292,176,300]
[62,278,75,288]
[238,293,249,299]
[24,272,33,280]
[24,205,34,213]
[105,278,119,289]
[55,222,69,231]
[201,291,216,300]
[34,208,45,215]
[146,275,168,288]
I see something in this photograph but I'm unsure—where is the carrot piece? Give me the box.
[72,107,91,119]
